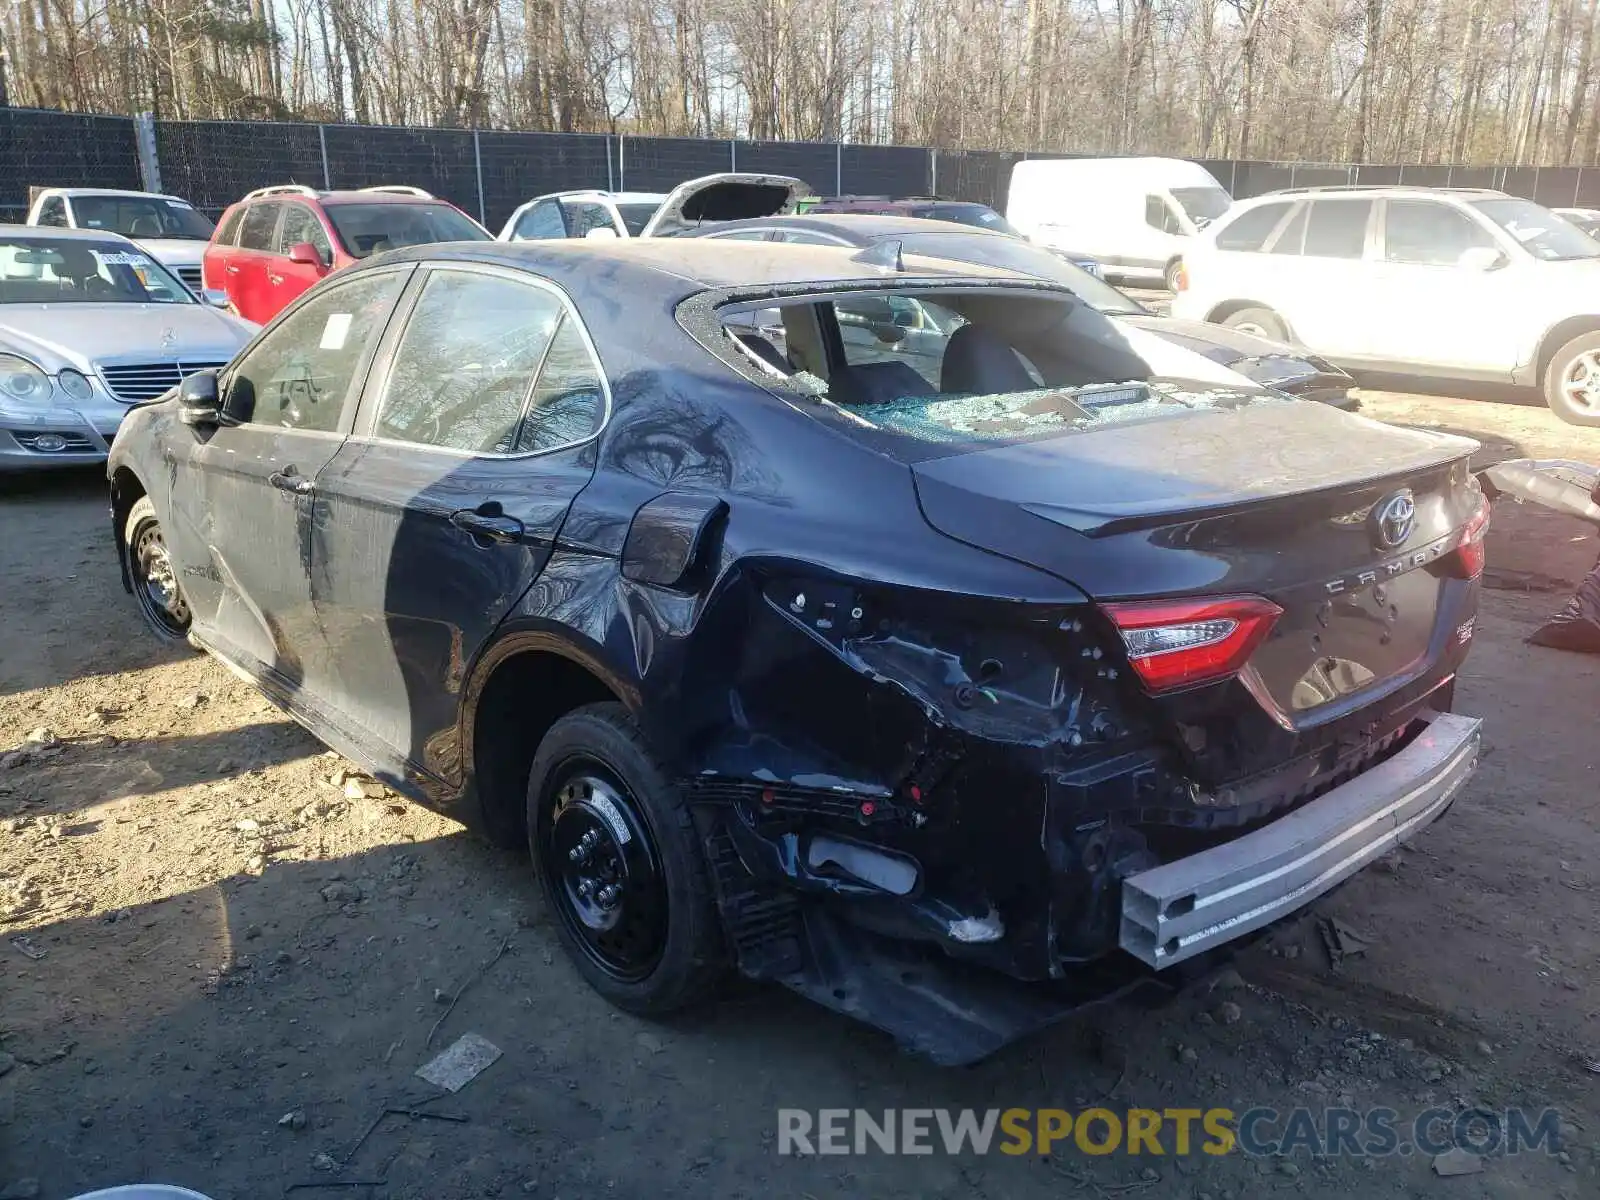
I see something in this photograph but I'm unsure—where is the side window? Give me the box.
[215,206,246,246]
[1384,200,1498,266]
[836,296,965,388]
[562,202,615,238]
[277,203,332,260]
[237,202,281,251]
[1214,202,1290,252]
[512,200,567,240]
[36,197,68,227]
[227,270,406,433]
[516,314,606,452]
[774,230,843,245]
[1303,199,1373,259]
[377,269,566,454]
[1267,204,1308,255]
[1144,195,1181,235]
[710,229,775,242]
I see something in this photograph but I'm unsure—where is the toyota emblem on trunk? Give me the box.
[1369,490,1416,550]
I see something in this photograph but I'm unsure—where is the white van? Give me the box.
[1005,157,1232,290]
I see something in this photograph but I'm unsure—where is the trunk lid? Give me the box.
[910,399,1480,725]
[640,173,812,238]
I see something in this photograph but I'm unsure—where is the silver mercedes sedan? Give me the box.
[0,226,255,470]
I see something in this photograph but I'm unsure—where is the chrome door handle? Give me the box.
[225,265,241,275]
[268,469,313,495]
[267,272,284,285]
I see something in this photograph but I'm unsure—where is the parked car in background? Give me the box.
[802,196,1106,276]
[108,236,1486,1064]
[0,227,252,470]
[499,174,809,242]
[1553,206,1600,238]
[27,187,215,293]
[1172,185,1600,425]
[1006,157,1233,290]
[686,213,1355,405]
[204,184,489,324]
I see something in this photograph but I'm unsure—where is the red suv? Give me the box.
[203,185,490,324]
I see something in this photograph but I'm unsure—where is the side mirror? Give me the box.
[201,288,231,309]
[583,227,620,241]
[1458,246,1507,272]
[177,371,221,427]
[869,321,906,345]
[287,242,328,269]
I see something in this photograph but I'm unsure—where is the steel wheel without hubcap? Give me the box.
[539,768,668,983]
[132,516,190,638]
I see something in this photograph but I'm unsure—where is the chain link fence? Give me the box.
[8,105,1600,231]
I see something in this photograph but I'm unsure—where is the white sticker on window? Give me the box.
[319,312,353,350]
[95,251,151,267]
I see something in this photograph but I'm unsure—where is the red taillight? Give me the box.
[1102,595,1282,694]
[1451,502,1491,579]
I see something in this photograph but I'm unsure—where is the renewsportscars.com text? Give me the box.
[776,1106,1563,1158]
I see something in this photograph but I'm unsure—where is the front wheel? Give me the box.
[526,702,725,1014]
[1220,306,1289,342]
[1542,331,1600,426]
[1163,258,1184,293]
[124,495,192,642]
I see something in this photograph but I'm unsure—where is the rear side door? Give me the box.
[1361,197,1521,373]
[1265,197,1377,357]
[181,267,413,705]
[309,264,607,779]
[227,201,283,323]
[272,201,335,310]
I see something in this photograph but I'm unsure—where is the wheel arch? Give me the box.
[1534,315,1600,382]
[462,630,642,849]
[1204,298,1282,326]
[108,466,148,594]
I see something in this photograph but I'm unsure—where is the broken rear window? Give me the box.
[709,286,1271,456]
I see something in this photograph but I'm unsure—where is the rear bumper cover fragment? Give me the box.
[1120,710,1480,968]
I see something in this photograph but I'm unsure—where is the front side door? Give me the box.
[1361,198,1522,373]
[311,264,607,779]
[507,199,570,241]
[271,201,335,311]
[227,201,282,324]
[185,267,413,706]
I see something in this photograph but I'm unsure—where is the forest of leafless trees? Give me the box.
[5,0,1600,166]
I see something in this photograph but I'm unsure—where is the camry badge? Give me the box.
[1369,490,1416,550]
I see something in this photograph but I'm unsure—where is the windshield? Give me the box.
[73,195,215,241]
[0,237,196,304]
[915,204,1022,237]
[616,203,662,236]
[326,202,491,259]
[1171,186,1232,228]
[893,232,1148,315]
[1471,198,1600,261]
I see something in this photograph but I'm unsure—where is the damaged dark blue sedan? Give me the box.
[109,238,1489,1063]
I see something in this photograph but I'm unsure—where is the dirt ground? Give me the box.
[3,386,1600,1199]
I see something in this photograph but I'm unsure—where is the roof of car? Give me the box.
[38,187,187,202]
[383,236,1033,292]
[0,223,137,242]
[1253,185,1509,202]
[697,213,1011,244]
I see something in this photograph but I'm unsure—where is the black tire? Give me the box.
[1220,306,1289,342]
[124,495,192,643]
[1163,258,1183,293]
[1542,330,1600,426]
[526,702,725,1014]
